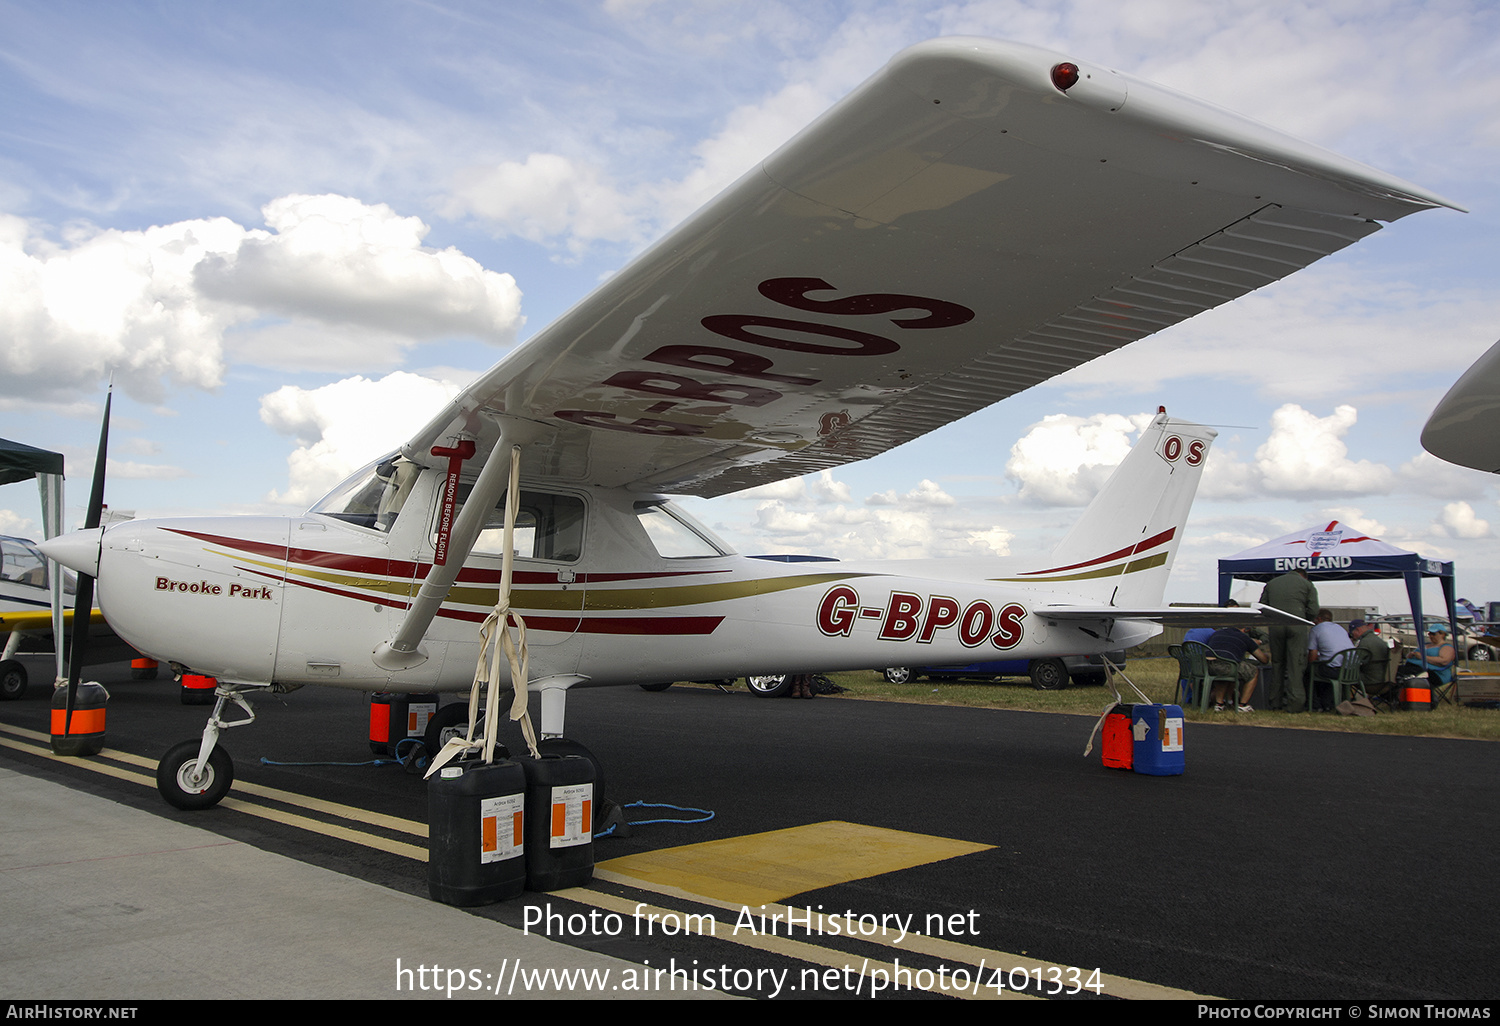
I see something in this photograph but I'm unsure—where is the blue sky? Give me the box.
[2,0,1498,612]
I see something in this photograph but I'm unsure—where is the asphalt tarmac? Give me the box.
[0,655,1495,1003]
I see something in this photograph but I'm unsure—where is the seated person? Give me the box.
[1183,626,1216,646]
[1184,600,1248,648]
[1308,609,1354,710]
[1400,625,1456,686]
[1348,619,1390,687]
[1206,626,1268,713]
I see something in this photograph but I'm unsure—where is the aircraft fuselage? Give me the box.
[90,466,1151,693]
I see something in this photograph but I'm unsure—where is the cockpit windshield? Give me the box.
[309,452,419,532]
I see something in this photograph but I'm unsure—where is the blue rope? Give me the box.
[594,800,716,838]
[620,800,715,826]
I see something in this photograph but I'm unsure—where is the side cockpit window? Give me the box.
[309,453,418,533]
[441,487,585,562]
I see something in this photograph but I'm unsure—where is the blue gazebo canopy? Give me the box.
[1218,520,1457,644]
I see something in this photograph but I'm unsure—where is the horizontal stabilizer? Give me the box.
[1034,604,1312,628]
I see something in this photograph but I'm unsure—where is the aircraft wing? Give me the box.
[1037,604,1311,627]
[405,37,1458,497]
[1422,338,1500,473]
[0,608,106,633]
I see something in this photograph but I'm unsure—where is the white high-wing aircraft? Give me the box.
[40,38,1456,810]
[0,535,74,699]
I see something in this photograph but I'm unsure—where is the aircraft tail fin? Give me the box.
[1014,413,1216,608]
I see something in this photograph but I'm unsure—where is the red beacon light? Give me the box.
[1051,62,1080,92]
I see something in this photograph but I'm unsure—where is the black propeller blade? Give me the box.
[63,387,111,737]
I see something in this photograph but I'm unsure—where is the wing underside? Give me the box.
[405,37,1455,496]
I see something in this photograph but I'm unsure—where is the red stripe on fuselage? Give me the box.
[163,528,728,585]
[1018,528,1175,577]
[233,564,724,636]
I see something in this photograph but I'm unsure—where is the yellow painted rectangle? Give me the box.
[598,820,991,906]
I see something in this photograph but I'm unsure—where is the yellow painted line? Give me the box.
[217,797,428,861]
[232,781,426,837]
[0,721,426,836]
[590,867,1211,1001]
[556,888,1029,1000]
[0,735,168,790]
[0,727,427,861]
[597,820,991,906]
[591,846,1212,996]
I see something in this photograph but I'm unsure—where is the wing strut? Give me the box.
[425,443,542,776]
[372,430,513,670]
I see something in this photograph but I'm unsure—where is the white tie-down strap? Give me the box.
[1082,655,1149,758]
[425,446,539,778]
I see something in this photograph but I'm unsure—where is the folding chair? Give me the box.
[1168,644,1192,707]
[1430,669,1457,707]
[1329,647,1371,709]
[1180,641,1241,712]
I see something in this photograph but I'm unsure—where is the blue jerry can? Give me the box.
[1130,704,1185,776]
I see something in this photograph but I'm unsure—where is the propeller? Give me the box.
[62,386,111,737]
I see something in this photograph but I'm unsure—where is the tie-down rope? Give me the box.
[425,444,539,777]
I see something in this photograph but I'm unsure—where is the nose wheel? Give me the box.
[155,681,261,810]
[157,741,234,810]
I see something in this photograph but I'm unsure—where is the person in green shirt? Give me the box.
[1349,619,1390,692]
[1260,569,1318,712]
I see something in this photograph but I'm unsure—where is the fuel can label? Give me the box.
[406,702,437,737]
[1161,714,1184,752]
[480,793,524,863]
[549,783,594,848]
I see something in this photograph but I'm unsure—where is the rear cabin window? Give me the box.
[634,501,728,558]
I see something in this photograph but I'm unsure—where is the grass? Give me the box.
[672,659,1500,742]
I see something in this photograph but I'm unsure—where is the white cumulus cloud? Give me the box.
[1438,501,1491,539]
[259,371,464,507]
[444,154,647,256]
[195,194,523,343]
[0,196,523,406]
[1253,404,1393,497]
[866,479,954,508]
[1005,413,1153,506]
[0,213,247,403]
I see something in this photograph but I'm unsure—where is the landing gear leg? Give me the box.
[156,682,263,810]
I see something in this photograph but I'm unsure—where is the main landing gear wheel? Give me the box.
[157,740,234,810]
[883,666,912,684]
[421,703,511,762]
[423,703,480,759]
[747,674,791,697]
[0,659,27,700]
[1029,658,1069,691]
